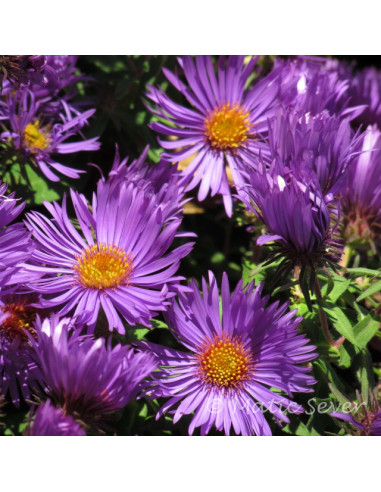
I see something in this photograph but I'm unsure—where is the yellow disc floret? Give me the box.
[204,103,251,151]
[199,335,251,388]
[74,243,133,290]
[23,120,51,152]
[1,302,37,341]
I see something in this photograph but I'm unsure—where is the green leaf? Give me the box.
[346,267,381,277]
[133,327,150,341]
[294,421,320,436]
[356,279,381,302]
[18,421,28,434]
[151,319,169,330]
[322,275,334,298]
[2,161,60,205]
[355,350,374,403]
[338,341,358,368]
[138,403,148,419]
[328,382,350,406]
[147,148,162,163]
[353,315,380,350]
[351,301,368,321]
[272,280,298,295]
[329,277,352,303]
[313,359,347,393]
[210,252,225,264]
[227,261,241,272]
[323,304,357,346]
[242,259,268,285]
[25,164,60,204]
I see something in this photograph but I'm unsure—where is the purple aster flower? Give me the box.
[0,56,47,91]
[276,57,364,120]
[340,125,381,251]
[238,166,343,303]
[0,89,100,181]
[24,176,194,333]
[103,146,187,224]
[29,316,157,429]
[267,108,361,195]
[29,56,92,118]
[146,55,282,216]
[138,271,317,436]
[35,56,82,95]
[0,289,45,406]
[0,181,34,287]
[26,400,86,436]
[1,56,91,118]
[345,65,381,128]
[331,391,381,436]
[331,411,381,436]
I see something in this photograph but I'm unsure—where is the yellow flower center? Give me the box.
[1,302,37,341]
[204,103,251,150]
[74,243,133,290]
[199,335,251,388]
[23,120,51,152]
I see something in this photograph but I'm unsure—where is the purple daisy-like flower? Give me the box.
[0,89,100,181]
[146,55,282,216]
[102,146,186,224]
[0,56,47,91]
[26,400,86,436]
[331,390,381,436]
[340,125,381,250]
[139,271,317,436]
[29,56,92,118]
[346,65,381,128]
[276,57,364,120]
[35,56,82,96]
[267,108,361,195]
[24,176,194,333]
[331,410,381,436]
[0,181,34,287]
[29,316,157,429]
[0,289,46,406]
[238,166,342,303]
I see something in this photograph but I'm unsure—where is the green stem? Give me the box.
[314,278,345,348]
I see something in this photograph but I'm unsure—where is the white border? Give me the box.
[1,436,379,490]
[1,1,379,54]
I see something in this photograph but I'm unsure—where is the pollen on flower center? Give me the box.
[0,303,37,341]
[23,120,51,152]
[204,103,251,150]
[199,335,251,388]
[74,243,133,290]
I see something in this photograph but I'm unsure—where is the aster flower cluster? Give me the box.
[0,55,381,437]
[0,55,100,182]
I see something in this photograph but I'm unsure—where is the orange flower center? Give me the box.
[199,335,251,388]
[23,120,51,152]
[1,302,37,341]
[74,243,133,290]
[204,103,251,150]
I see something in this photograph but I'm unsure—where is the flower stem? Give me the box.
[314,278,345,348]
